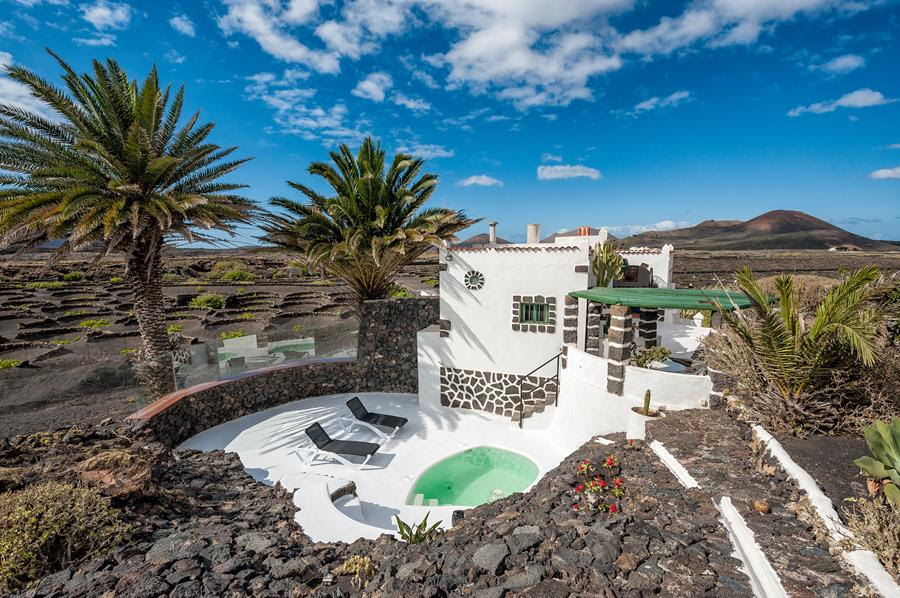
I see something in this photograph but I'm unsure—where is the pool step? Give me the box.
[412,493,425,506]
[427,498,438,507]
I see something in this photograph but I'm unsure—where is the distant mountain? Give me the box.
[617,210,895,251]
[453,232,511,247]
[541,227,616,243]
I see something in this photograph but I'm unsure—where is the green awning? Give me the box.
[567,287,755,311]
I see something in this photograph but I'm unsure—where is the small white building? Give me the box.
[417,223,680,423]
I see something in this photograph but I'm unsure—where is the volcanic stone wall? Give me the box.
[129,297,439,446]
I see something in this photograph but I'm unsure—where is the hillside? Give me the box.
[618,210,895,251]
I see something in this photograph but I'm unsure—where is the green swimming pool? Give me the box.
[407,446,539,507]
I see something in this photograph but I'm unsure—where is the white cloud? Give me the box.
[352,72,393,102]
[608,220,692,236]
[537,164,602,180]
[632,90,691,114]
[218,0,340,73]
[0,52,60,121]
[243,69,368,144]
[169,14,195,37]
[620,1,875,56]
[284,0,318,24]
[870,167,900,180]
[80,0,131,30]
[73,32,117,46]
[813,53,865,74]
[888,143,900,150]
[458,174,503,187]
[391,93,431,112]
[788,88,896,117]
[541,153,562,162]
[165,50,186,64]
[396,143,455,159]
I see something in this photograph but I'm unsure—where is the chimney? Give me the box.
[577,225,591,236]
[488,221,498,245]
[526,224,541,244]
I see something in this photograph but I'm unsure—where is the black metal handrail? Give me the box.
[516,351,563,428]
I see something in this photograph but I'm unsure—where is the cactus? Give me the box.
[853,417,900,509]
[643,389,651,416]
[591,241,624,288]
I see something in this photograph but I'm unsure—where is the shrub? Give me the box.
[78,319,109,331]
[707,266,888,436]
[395,512,442,544]
[421,276,439,287]
[0,482,128,593]
[109,277,124,284]
[0,359,21,369]
[188,293,225,309]
[679,308,712,326]
[25,281,64,290]
[166,324,183,334]
[221,269,256,282]
[237,312,255,320]
[49,337,80,346]
[291,323,304,335]
[332,555,376,588]
[63,309,89,317]
[219,330,246,340]
[853,418,900,509]
[161,273,181,283]
[120,348,137,355]
[632,345,671,368]
[388,283,413,299]
[843,498,899,577]
[61,271,84,282]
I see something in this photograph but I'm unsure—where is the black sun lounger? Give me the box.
[295,422,380,469]
[341,396,408,439]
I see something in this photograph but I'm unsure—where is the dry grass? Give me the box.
[843,498,900,579]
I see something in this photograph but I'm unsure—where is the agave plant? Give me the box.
[262,137,477,313]
[711,266,884,434]
[0,51,256,397]
[854,418,900,509]
[591,240,624,287]
[394,512,442,544]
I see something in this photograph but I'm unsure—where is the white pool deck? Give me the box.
[180,393,571,542]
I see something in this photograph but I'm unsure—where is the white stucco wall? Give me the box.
[623,365,712,409]
[619,244,674,288]
[439,245,590,375]
[416,326,446,410]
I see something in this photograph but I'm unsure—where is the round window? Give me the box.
[464,270,485,290]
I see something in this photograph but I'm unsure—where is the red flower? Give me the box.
[609,503,618,513]
[613,478,623,488]
[598,479,606,488]
[572,503,580,511]
[575,484,584,493]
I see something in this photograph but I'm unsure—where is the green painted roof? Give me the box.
[567,287,755,311]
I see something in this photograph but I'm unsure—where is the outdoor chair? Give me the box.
[338,397,409,440]
[295,422,380,469]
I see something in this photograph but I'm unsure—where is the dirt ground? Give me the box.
[1,247,897,439]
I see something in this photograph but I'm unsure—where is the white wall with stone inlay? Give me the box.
[438,244,592,376]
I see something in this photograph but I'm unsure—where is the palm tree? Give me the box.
[710,265,884,434]
[0,51,257,397]
[262,137,477,312]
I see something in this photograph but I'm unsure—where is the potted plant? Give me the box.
[626,389,665,440]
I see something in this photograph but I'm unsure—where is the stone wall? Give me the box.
[439,366,555,422]
[129,297,439,446]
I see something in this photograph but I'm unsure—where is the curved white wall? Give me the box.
[623,365,711,409]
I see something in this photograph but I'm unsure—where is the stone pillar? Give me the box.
[563,295,578,347]
[638,308,658,348]
[585,302,603,356]
[606,304,631,395]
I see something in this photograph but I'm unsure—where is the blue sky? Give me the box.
[1,0,899,244]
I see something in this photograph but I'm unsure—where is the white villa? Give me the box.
[179,223,730,542]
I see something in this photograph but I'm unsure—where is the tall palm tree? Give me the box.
[0,51,257,397]
[262,137,477,312]
[710,265,884,434]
